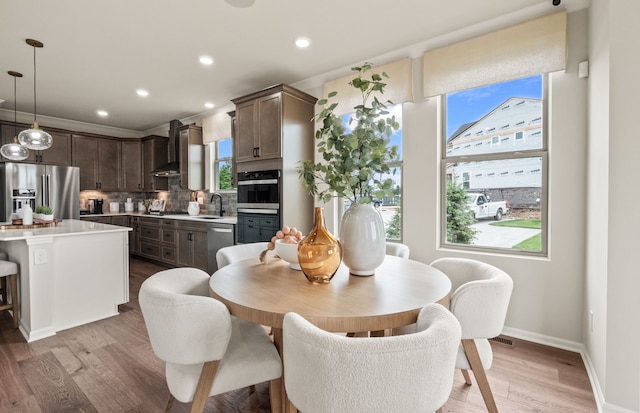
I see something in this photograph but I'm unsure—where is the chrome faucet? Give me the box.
[210,193,225,217]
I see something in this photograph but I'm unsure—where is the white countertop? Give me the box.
[0,219,131,241]
[84,212,237,225]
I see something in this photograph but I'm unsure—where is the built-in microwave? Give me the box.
[236,169,280,211]
[236,169,281,243]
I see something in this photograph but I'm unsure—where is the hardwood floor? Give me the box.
[0,257,597,412]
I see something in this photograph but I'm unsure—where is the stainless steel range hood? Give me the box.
[151,119,182,177]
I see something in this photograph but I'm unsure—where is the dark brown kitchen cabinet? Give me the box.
[138,217,176,265]
[72,135,121,191]
[121,140,142,191]
[1,123,72,165]
[130,216,140,255]
[178,125,204,190]
[142,135,169,191]
[175,221,208,272]
[231,84,317,164]
[41,131,72,165]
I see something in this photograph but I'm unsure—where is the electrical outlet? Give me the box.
[589,310,594,332]
[34,249,47,265]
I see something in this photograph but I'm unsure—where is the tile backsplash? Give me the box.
[80,176,237,215]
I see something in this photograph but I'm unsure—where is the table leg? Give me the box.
[370,329,392,337]
[272,327,297,413]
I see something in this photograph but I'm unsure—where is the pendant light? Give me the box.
[18,38,52,150]
[0,71,30,161]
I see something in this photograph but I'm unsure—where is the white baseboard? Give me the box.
[502,326,583,352]
[502,327,638,413]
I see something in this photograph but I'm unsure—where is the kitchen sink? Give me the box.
[192,216,222,220]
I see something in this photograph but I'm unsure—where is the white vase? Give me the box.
[339,202,386,276]
[22,204,33,225]
[187,201,200,216]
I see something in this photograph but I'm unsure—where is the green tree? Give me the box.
[385,205,401,240]
[219,162,232,190]
[446,180,476,244]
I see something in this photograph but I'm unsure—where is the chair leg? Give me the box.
[462,339,498,413]
[268,377,283,413]
[461,369,473,385]
[189,360,220,413]
[165,393,175,413]
[0,277,6,305]
[9,274,18,329]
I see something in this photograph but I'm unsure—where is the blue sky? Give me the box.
[446,75,542,138]
[218,137,232,158]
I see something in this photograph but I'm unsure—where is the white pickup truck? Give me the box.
[467,193,509,220]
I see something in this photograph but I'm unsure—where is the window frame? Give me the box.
[212,137,233,192]
[439,74,549,257]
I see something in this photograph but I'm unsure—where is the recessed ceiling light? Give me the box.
[136,89,149,97]
[199,56,214,65]
[295,37,311,48]
[225,0,255,8]
[97,110,108,117]
[205,102,215,109]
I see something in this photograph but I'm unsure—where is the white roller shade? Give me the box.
[202,112,232,145]
[323,58,413,116]
[423,11,566,98]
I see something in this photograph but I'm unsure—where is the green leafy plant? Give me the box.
[299,63,400,205]
[35,205,53,215]
[446,180,477,244]
[385,203,402,240]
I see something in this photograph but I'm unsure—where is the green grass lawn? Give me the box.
[490,219,541,250]
[513,233,541,250]
[490,219,541,229]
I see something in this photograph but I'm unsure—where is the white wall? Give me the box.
[585,0,610,406]
[598,1,640,411]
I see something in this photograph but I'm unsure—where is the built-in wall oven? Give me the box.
[236,169,281,243]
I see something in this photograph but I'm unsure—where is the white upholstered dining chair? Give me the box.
[430,257,513,413]
[283,303,461,413]
[385,241,410,259]
[139,267,282,413]
[215,242,269,269]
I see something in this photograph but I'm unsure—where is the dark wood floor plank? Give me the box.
[0,257,598,413]
[0,395,44,413]
[0,331,34,408]
[56,320,118,355]
[91,342,168,411]
[51,345,142,412]
[18,351,98,413]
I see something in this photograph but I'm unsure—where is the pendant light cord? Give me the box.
[32,44,37,122]
[14,75,18,138]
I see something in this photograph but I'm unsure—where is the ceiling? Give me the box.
[0,0,587,135]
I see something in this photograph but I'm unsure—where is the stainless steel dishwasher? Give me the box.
[207,222,235,273]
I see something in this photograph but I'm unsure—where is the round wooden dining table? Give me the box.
[209,254,452,413]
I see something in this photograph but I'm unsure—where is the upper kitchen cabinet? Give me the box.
[72,135,121,191]
[178,125,204,190]
[121,140,142,192]
[231,84,317,164]
[1,122,72,165]
[142,135,168,191]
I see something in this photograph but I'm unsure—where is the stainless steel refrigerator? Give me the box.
[0,162,80,222]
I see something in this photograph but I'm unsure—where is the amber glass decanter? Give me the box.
[297,207,342,284]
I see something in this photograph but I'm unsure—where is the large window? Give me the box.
[442,75,547,255]
[341,103,403,241]
[214,137,233,190]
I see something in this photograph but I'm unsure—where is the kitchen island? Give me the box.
[0,219,131,342]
